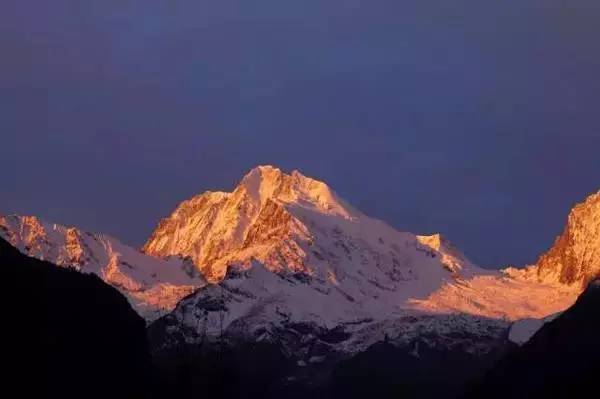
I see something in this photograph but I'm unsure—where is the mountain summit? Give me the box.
[143,165,473,285]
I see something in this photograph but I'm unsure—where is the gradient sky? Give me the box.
[1,0,599,268]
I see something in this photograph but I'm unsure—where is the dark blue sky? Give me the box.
[1,1,599,267]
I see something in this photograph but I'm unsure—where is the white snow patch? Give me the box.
[509,313,561,345]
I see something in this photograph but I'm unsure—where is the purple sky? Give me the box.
[1,1,599,268]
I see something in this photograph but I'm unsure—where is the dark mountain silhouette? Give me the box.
[329,340,509,399]
[151,341,296,399]
[2,237,153,399]
[464,279,600,399]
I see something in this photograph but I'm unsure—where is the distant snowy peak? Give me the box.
[416,233,477,275]
[535,190,600,287]
[143,165,475,284]
[0,214,204,320]
[0,214,84,266]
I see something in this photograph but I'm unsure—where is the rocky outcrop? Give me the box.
[536,191,600,287]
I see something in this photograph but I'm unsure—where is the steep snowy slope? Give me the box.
[0,214,205,319]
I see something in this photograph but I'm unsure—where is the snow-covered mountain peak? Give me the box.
[143,166,470,284]
[416,233,476,275]
[236,165,357,219]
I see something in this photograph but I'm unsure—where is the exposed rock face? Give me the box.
[536,191,600,287]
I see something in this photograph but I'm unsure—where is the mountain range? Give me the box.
[2,165,599,396]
